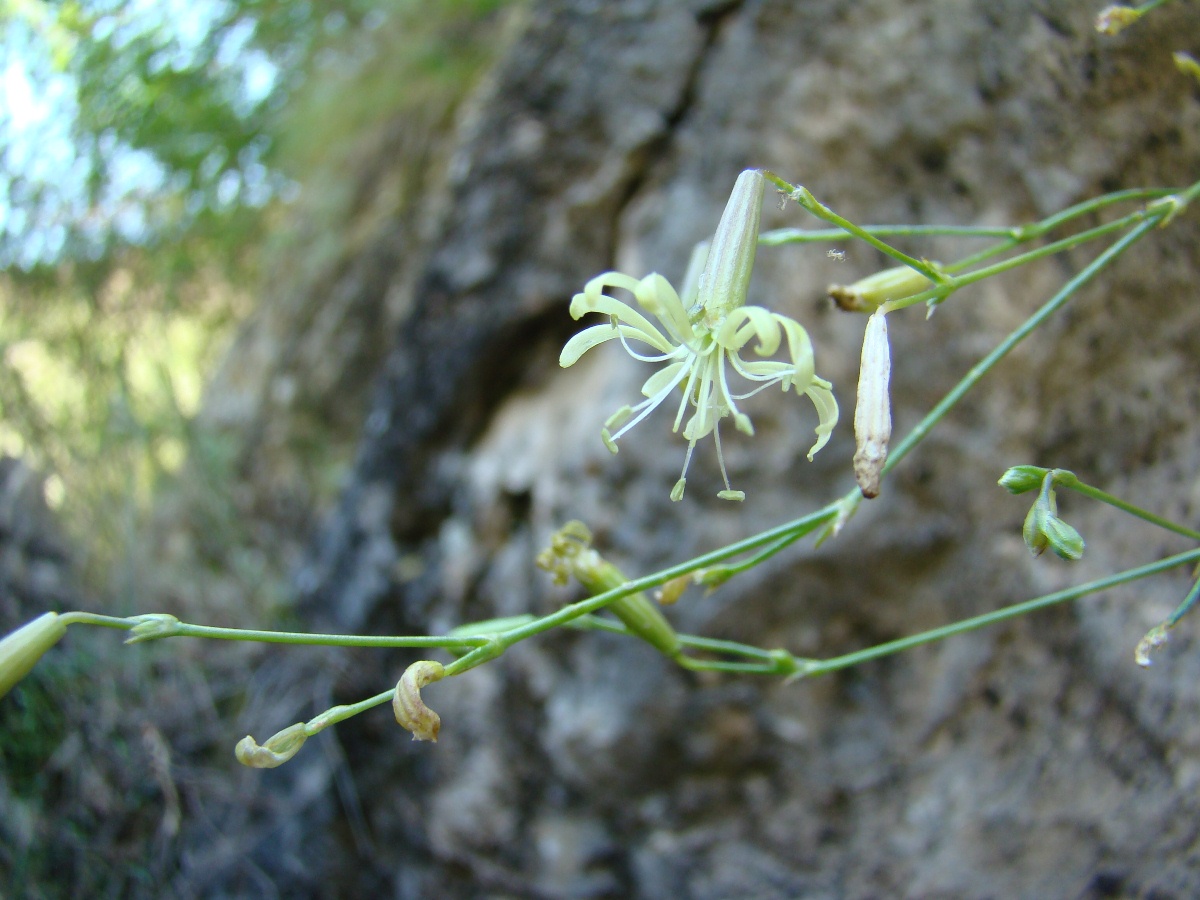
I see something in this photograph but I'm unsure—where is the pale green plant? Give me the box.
[3,1,1198,771]
[4,164,1199,765]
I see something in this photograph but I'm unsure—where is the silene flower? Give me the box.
[560,169,838,501]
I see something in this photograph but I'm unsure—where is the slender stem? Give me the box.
[760,224,1017,245]
[140,618,491,650]
[883,217,1160,475]
[759,188,1174,251]
[305,690,394,735]
[1061,477,1200,543]
[800,546,1200,677]
[694,517,827,584]
[60,612,138,630]
[762,172,947,282]
[1166,574,1200,628]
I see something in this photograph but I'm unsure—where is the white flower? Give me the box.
[560,252,837,501]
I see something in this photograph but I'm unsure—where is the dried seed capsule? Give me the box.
[853,309,892,498]
[393,660,446,742]
[235,723,308,769]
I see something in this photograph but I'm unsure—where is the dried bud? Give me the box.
[0,612,67,699]
[997,465,1050,495]
[1135,623,1171,668]
[829,265,933,312]
[696,169,765,323]
[235,722,308,769]
[1095,6,1140,35]
[853,309,892,498]
[393,660,446,742]
[537,521,680,656]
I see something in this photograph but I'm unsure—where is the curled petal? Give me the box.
[235,723,308,769]
[560,324,614,367]
[635,274,694,344]
[718,305,782,357]
[775,316,815,388]
[582,271,643,302]
[569,291,673,353]
[394,660,446,742]
[804,378,839,460]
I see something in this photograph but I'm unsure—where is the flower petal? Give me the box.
[560,323,622,367]
[636,274,695,345]
[641,361,688,399]
[804,377,839,460]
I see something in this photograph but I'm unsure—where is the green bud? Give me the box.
[0,613,67,700]
[1022,502,1051,557]
[124,613,181,644]
[998,465,1050,495]
[696,169,765,323]
[1095,5,1140,35]
[829,265,933,312]
[1042,515,1085,561]
[1174,53,1200,89]
[1021,472,1084,560]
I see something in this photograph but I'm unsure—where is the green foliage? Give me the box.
[0,0,513,585]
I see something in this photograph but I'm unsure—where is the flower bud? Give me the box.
[853,309,891,498]
[1095,5,1140,35]
[393,660,446,742]
[997,465,1049,495]
[124,613,180,644]
[654,575,692,606]
[536,521,680,656]
[1041,515,1085,561]
[696,169,765,323]
[1022,474,1085,561]
[1175,52,1200,85]
[0,613,67,699]
[235,722,308,769]
[829,265,933,312]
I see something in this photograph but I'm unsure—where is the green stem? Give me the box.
[762,171,946,282]
[759,187,1174,252]
[163,622,488,648]
[60,612,138,630]
[883,216,1160,475]
[1059,475,1200,543]
[799,546,1200,677]
[1166,574,1200,628]
[305,690,394,734]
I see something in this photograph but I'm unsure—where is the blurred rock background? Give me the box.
[2,0,1200,896]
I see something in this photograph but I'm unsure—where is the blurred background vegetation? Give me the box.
[0,0,517,892]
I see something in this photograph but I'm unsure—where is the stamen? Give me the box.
[608,364,689,442]
[615,324,681,364]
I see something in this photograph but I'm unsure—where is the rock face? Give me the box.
[279,0,1200,896]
